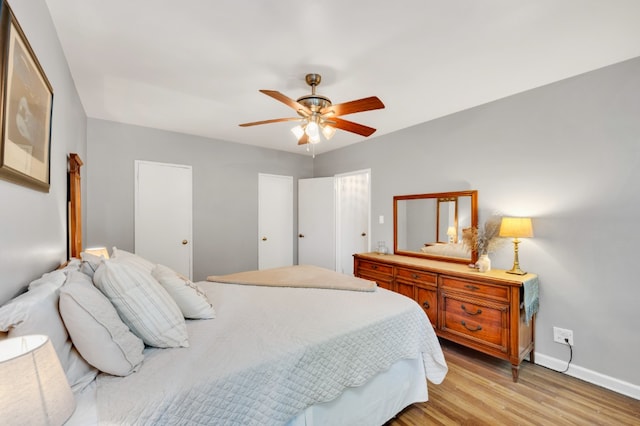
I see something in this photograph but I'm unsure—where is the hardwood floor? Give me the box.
[387,340,640,425]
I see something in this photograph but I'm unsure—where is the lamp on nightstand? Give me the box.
[499,217,533,275]
[83,246,110,259]
[0,335,75,425]
[447,226,457,243]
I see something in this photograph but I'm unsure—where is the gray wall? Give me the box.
[86,119,313,281]
[314,57,640,389]
[0,0,87,304]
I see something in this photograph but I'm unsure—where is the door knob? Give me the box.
[182,240,188,245]
[262,237,267,241]
[361,232,367,237]
[298,234,305,238]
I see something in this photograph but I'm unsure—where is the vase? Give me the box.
[377,241,388,255]
[477,254,491,272]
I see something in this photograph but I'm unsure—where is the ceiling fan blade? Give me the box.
[239,117,301,127]
[260,90,312,115]
[330,117,377,137]
[321,96,385,117]
[297,133,309,145]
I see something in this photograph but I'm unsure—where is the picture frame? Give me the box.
[0,1,53,192]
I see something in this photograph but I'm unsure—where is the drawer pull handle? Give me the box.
[371,265,378,270]
[465,284,480,291]
[461,321,482,332]
[422,301,430,309]
[411,273,420,279]
[461,304,482,315]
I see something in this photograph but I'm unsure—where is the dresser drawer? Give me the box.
[416,285,437,326]
[358,272,395,292]
[356,260,393,277]
[396,267,436,285]
[440,275,509,301]
[441,293,508,352]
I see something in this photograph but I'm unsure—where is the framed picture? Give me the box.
[0,2,53,192]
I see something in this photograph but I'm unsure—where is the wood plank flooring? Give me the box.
[386,340,640,425]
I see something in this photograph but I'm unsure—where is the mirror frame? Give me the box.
[393,190,478,264]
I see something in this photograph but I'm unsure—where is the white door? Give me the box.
[135,161,192,278]
[298,177,335,270]
[335,170,371,275]
[258,173,293,270]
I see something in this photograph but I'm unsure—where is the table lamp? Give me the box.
[447,226,457,243]
[83,246,110,259]
[0,335,75,425]
[499,217,533,275]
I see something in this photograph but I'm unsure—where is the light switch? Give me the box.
[379,215,384,224]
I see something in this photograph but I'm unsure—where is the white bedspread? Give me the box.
[96,281,447,425]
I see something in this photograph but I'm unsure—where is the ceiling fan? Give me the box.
[239,73,385,146]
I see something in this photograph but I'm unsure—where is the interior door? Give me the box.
[135,161,192,278]
[336,170,371,275]
[258,173,293,270]
[298,177,335,270]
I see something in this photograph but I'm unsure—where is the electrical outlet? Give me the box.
[553,327,574,345]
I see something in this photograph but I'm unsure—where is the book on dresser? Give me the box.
[354,252,539,382]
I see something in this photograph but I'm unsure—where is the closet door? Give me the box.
[135,161,192,278]
[335,170,371,275]
[258,173,293,270]
[298,177,335,270]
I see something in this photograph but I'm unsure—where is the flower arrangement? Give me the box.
[462,215,507,255]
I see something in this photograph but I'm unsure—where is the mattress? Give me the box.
[70,281,447,425]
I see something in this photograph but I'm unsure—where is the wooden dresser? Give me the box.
[354,252,537,382]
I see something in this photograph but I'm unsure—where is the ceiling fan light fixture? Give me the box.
[321,124,336,140]
[291,124,305,139]
[305,120,320,139]
[308,132,321,144]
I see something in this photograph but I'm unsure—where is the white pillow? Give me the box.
[27,270,67,290]
[111,247,155,274]
[93,260,189,348]
[80,251,107,278]
[152,264,215,319]
[59,258,82,274]
[0,276,97,391]
[60,270,145,376]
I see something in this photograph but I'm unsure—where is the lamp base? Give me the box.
[506,267,527,275]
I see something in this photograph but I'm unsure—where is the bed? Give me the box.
[420,242,470,259]
[0,156,447,425]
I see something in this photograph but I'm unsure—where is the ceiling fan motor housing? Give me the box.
[297,73,332,112]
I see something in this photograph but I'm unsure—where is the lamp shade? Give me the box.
[0,335,75,425]
[499,217,533,238]
[83,246,110,259]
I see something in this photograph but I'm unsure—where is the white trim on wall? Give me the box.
[535,353,640,400]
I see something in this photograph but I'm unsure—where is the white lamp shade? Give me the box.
[83,246,110,259]
[0,335,75,425]
[290,125,305,139]
[499,217,534,238]
[321,124,336,140]
[305,121,319,139]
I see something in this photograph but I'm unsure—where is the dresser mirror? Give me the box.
[393,190,478,264]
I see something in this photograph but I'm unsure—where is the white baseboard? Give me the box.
[534,352,640,400]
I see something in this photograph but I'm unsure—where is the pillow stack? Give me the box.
[0,270,98,390]
[0,247,215,383]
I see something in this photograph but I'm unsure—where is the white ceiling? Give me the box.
[44,0,640,156]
